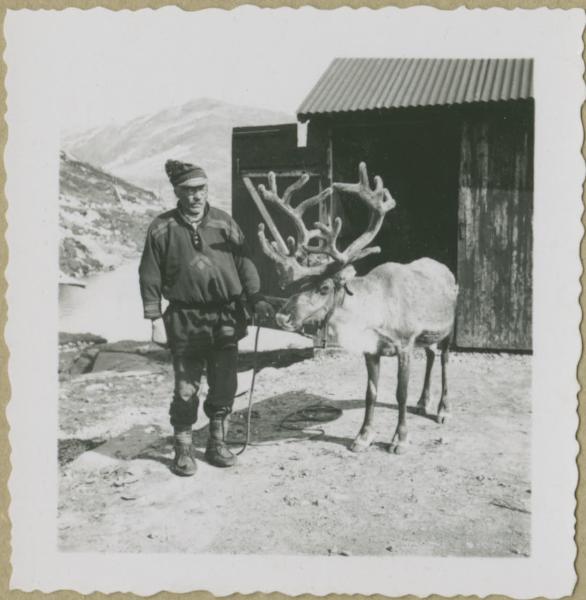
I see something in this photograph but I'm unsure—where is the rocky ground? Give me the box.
[58,337,531,556]
[59,151,164,279]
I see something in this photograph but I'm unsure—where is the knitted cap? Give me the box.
[165,160,208,187]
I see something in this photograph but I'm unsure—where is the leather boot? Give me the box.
[205,415,237,468]
[172,428,197,477]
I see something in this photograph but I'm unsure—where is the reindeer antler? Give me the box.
[258,172,330,258]
[258,222,332,285]
[332,162,396,264]
[256,163,396,287]
[256,173,334,286]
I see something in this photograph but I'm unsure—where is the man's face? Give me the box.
[175,184,208,217]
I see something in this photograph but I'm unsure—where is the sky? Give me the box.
[5,6,556,135]
[19,8,348,133]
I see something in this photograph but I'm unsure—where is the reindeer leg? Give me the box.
[389,349,410,454]
[437,338,451,424]
[416,347,435,416]
[350,353,380,452]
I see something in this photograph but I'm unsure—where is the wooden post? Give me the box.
[315,127,335,349]
[242,176,289,255]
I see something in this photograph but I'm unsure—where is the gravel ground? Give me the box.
[59,348,531,556]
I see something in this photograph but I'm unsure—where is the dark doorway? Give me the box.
[331,109,461,276]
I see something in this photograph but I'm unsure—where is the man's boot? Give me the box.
[172,428,197,476]
[205,415,237,468]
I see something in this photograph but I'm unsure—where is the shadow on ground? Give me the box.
[61,390,384,469]
[58,387,440,467]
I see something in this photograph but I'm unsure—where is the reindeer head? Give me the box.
[257,162,396,332]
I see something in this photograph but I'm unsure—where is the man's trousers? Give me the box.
[169,344,238,429]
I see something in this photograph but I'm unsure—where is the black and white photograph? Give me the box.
[4,6,584,598]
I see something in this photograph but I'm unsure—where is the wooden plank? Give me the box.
[242,176,289,256]
[242,170,320,178]
[59,275,86,288]
[456,107,533,350]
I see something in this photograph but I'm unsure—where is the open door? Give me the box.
[232,123,328,299]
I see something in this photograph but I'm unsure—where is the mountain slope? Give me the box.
[59,151,164,278]
[63,98,293,213]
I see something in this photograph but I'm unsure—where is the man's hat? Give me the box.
[165,160,208,187]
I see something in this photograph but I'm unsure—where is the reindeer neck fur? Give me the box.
[328,259,458,356]
[328,270,395,355]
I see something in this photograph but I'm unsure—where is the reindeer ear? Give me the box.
[334,265,357,285]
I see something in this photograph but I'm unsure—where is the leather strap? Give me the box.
[320,282,350,332]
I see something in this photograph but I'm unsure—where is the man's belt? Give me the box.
[168,298,239,310]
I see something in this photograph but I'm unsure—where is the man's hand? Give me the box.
[253,299,275,323]
[151,317,168,347]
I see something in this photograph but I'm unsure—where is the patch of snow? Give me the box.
[72,234,122,269]
[60,207,102,228]
[120,199,155,215]
[240,326,312,352]
[67,450,120,472]
[60,194,86,209]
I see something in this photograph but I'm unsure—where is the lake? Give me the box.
[59,259,152,343]
[58,259,312,351]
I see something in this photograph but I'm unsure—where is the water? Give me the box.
[59,259,312,351]
[59,259,151,343]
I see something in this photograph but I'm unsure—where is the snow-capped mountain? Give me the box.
[62,97,293,213]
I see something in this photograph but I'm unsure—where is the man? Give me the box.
[139,160,273,477]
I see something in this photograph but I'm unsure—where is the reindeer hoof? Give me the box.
[437,410,450,425]
[350,441,369,453]
[388,441,408,455]
[350,433,374,453]
[415,405,428,417]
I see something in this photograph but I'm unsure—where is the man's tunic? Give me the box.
[139,204,261,355]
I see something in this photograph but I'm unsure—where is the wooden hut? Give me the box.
[232,58,534,351]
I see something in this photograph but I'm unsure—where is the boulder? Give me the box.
[91,351,156,373]
[67,346,101,375]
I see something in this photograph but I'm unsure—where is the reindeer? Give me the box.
[256,163,458,454]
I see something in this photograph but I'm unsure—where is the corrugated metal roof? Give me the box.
[297,58,533,120]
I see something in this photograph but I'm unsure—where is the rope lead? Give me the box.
[234,321,261,456]
[229,320,343,454]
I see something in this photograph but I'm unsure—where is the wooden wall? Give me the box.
[455,101,534,350]
[231,100,534,351]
